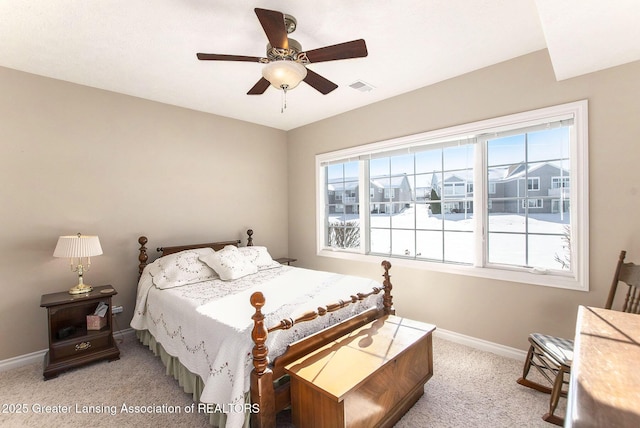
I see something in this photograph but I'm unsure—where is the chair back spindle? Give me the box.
[605,250,640,313]
[618,262,640,313]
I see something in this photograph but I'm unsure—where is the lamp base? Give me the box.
[68,284,93,295]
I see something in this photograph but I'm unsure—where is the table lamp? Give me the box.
[53,233,103,294]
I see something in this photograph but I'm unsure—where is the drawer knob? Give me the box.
[75,341,91,351]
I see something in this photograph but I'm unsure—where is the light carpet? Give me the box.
[0,333,563,427]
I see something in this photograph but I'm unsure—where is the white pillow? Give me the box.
[199,245,258,281]
[148,248,218,289]
[238,246,281,270]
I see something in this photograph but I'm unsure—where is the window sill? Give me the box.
[317,249,588,292]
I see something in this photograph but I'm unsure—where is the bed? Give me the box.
[131,230,394,428]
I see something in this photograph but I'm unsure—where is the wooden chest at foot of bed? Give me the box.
[284,315,435,428]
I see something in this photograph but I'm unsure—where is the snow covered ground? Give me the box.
[329,203,571,271]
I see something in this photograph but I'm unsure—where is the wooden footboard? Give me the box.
[249,261,395,428]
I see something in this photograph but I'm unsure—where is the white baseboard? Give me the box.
[0,328,136,373]
[0,348,47,372]
[113,327,136,341]
[434,328,527,361]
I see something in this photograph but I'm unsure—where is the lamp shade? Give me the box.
[262,60,307,90]
[53,234,103,258]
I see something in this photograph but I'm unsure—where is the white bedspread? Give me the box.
[130,265,383,428]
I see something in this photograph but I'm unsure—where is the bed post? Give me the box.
[250,292,275,428]
[138,236,148,277]
[246,229,254,247]
[381,260,395,315]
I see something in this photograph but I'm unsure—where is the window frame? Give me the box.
[316,100,589,291]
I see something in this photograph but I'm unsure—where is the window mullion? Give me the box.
[360,160,370,255]
[524,132,530,267]
[475,138,486,268]
[317,160,328,253]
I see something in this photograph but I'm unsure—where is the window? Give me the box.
[552,177,570,189]
[383,188,393,199]
[522,199,543,208]
[317,101,589,290]
[444,181,469,196]
[344,191,357,204]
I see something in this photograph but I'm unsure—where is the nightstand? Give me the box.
[40,285,120,380]
[275,257,297,265]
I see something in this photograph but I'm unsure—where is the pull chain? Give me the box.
[280,84,289,113]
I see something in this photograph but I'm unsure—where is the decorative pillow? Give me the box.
[148,248,218,289]
[238,246,281,270]
[199,245,258,281]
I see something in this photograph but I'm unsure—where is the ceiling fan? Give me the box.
[196,8,368,96]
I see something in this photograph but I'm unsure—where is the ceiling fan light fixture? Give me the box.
[262,60,307,90]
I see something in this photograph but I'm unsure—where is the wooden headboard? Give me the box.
[137,229,254,276]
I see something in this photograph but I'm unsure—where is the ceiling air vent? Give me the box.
[349,80,375,92]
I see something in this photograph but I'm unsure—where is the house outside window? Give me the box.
[317,101,588,291]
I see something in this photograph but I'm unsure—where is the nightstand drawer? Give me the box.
[51,332,111,360]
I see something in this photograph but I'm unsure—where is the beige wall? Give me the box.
[0,67,288,360]
[287,50,640,350]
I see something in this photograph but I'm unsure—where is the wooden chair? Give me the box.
[517,250,640,425]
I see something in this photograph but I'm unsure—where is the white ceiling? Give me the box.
[1,1,639,131]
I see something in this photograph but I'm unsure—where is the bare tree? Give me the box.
[328,220,360,248]
[554,225,571,270]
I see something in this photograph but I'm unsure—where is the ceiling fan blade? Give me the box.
[247,77,271,95]
[197,53,263,62]
[255,8,289,50]
[303,69,338,94]
[304,39,368,63]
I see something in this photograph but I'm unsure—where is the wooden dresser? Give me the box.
[566,306,640,427]
[285,315,435,428]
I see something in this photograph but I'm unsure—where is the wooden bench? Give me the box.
[284,315,436,428]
